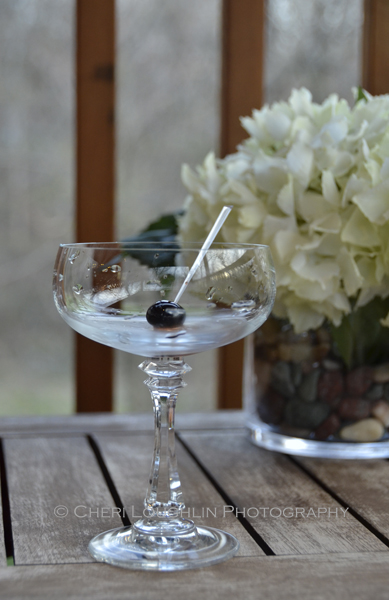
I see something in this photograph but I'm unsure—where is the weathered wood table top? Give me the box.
[0,411,389,599]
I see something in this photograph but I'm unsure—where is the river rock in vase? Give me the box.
[253,318,389,444]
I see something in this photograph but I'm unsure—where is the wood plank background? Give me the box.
[0,442,7,566]
[76,0,116,413]
[93,433,263,557]
[297,457,389,541]
[363,0,389,95]
[180,431,387,555]
[218,0,265,410]
[4,437,122,564]
[0,411,245,436]
[0,414,389,597]
[1,554,389,600]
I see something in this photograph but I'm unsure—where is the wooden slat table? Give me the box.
[0,412,389,599]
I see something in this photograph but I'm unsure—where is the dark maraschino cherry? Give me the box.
[146,300,186,329]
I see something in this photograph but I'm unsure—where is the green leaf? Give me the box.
[330,296,389,368]
[330,317,354,368]
[143,211,183,234]
[119,211,183,268]
[356,86,368,104]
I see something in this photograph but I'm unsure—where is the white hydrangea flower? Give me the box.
[179,88,389,333]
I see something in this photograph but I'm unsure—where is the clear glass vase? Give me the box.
[244,317,389,458]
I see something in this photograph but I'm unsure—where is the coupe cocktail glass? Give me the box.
[53,242,276,570]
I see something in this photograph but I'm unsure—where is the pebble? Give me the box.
[373,363,389,383]
[371,400,389,427]
[339,418,385,442]
[278,343,313,363]
[291,362,303,388]
[298,369,320,403]
[317,370,344,406]
[312,343,331,361]
[322,359,342,371]
[258,389,286,425]
[316,328,331,344]
[254,359,272,392]
[284,399,331,429]
[256,318,282,345]
[337,397,370,421]
[267,347,280,362]
[255,344,278,362]
[301,360,315,374]
[271,362,295,398]
[314,413,341,441]
[346,366,373,396]
[365,383,384,401]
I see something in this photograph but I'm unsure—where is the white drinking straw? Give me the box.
[174,205,233,304]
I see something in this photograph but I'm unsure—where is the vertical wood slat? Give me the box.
[218,0,265,409]
[362,0,389,95]
[76,0,116,412]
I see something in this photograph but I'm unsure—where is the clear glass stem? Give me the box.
[139,357,192,521]
[89,354,240,569]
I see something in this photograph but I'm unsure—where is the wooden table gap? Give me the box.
[289,456,389,550]
[180,430,386,555]
[1,413,389,596]
[87,435,131,527]
[4,436,123,565]
[93,432,264,558]
[0,439,13,566]
[176,433,275,556]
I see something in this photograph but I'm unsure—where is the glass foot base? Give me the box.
[248,417,389,459]
[88,524,240,571]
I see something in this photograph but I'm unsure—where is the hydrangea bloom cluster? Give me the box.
[179,88,389,333]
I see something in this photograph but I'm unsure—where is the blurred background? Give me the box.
[0,0,363,416]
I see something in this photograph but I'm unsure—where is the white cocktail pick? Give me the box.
[174,205,232,304]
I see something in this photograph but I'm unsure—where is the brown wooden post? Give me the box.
[76,0,115,412]
[218,0,265,409]
[363,0,389,94]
